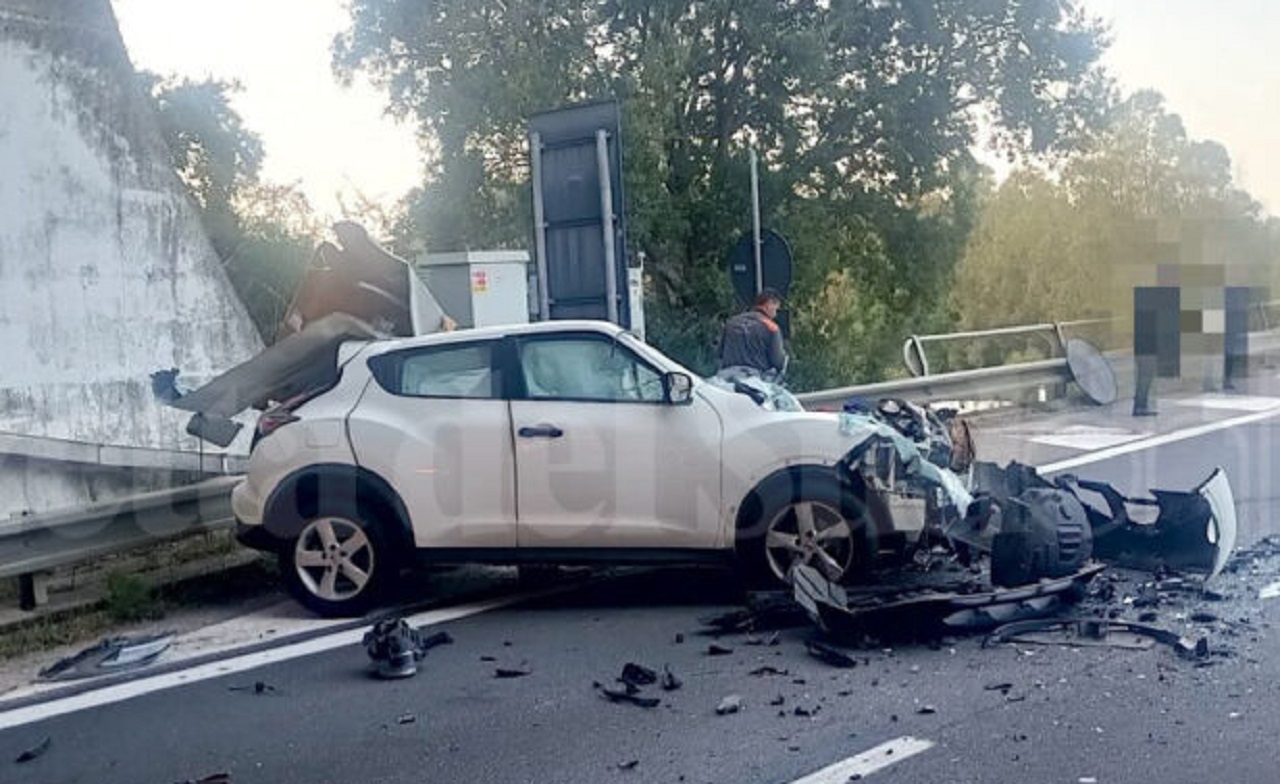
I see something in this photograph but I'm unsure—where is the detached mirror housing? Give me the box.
[664,372,694,405]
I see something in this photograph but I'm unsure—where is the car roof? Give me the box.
[361,319,629,356]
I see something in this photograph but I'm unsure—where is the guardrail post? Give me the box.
[17,571,50,611]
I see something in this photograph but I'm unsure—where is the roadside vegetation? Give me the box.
[141,1,1279,391]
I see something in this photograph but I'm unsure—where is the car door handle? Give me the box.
[518,425,564,439]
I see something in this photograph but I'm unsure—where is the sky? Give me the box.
[112,0,1280,218]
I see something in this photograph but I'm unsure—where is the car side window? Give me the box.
[369,342,500,399]
[518,336,665,403]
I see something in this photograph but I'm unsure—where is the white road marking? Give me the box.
[788,736,934,784]
[1038,402,1280,474]
[1174,394,1280,412]
[0,592,542,731]
[1259,580,1280,600]
[1029,426,1149,451]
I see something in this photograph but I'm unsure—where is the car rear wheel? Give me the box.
[739,470,873,588]
[280,506,398,617]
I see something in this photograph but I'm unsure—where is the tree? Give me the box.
[140,73,320,340]
[952,90,1276,363]
[335,0,1109,386]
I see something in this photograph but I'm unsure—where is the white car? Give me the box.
[230,319,953,616]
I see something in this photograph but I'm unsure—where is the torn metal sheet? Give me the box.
[38,633,173,681]
[278,221,448,341]
[790,562,1103,641]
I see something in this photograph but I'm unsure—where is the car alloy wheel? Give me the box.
[764,499,856,583]
[292,516,376,602]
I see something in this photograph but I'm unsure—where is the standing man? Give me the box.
[718,288,788,380]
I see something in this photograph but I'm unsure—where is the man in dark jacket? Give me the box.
[718,288,787,379]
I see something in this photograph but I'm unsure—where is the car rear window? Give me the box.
[368,342,501,399]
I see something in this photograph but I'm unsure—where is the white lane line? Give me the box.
[1029,432,1148,451]
[1038,403,1280,474]
[0,592,537,731]
[1175,394,1280,412]
[788,736,934,784]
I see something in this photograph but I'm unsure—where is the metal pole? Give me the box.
[750,147,762,294]
[529,131,551,321]
[596,129,619,324]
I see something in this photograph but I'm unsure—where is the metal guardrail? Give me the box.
[6,307,1280,610]
[2,475,239,609]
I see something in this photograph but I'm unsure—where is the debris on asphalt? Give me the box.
[38,633,174,681]
[618,663,657,688]
[495,664,532,679]
[916,705,938,715]
[805,640,858,669]
[660,666,683,691]
[699,593,808,633]
[14,736,51,764]
[984,618,1211,661]
[706,644,734,656]
[749,665,789,677]
[769,695,786,706]
[228,681,277,695]
[397,714,417,725]
[362,618,454,680]
[617,759,639,771]
[173,775,232,784]
[715,695,743,715]
[595,681,660,708]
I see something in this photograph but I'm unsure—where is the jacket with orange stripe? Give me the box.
[717,308,786,374]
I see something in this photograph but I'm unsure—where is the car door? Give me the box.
[509,332,723,549]
[348,338,517,548]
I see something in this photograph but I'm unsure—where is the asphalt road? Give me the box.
[4,404,1280,784]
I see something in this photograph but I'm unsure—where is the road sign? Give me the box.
[727,228,793,307]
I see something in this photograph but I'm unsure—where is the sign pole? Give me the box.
[750,147,762,295]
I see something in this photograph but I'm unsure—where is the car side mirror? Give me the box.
[663,372,694,406]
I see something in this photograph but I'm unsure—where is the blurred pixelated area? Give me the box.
[1124,217,1270,394]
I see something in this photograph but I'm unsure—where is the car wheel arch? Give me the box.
[263,463,414,552]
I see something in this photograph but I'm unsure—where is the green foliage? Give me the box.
[105,571,164,622]
[140,73,320,342]
[335,0,1109,384]
[953,91,1276,349]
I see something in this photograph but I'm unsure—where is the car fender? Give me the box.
[261,462,414,551]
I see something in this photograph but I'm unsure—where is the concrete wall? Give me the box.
[0,0,263,515]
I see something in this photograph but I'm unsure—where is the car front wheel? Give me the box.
[739,470,872,588]
[280,506,398,617]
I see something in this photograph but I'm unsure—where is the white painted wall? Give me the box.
[0,1,263,515]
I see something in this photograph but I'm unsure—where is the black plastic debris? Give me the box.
[14,736,50,764]
[173,774,231,784]
[791,561,1103,642]
[619,663,657,688]
[716,695,743,715]
[38,634,173,681]
[661,666,683,691]
[805,640,858,669]
[917,705,938,715]
[495,664,532,679]
[984,618,1210,660]
[706,644,734,656]
[363,619,453,680]
[397,714,417,725]
[618,760,639,771]
[749,665,790,677]
[228,681,277,695]
[699,593,809,633]
[595,681,660,708]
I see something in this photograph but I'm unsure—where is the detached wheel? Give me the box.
[738,470,873,588]
[280,504,398,617]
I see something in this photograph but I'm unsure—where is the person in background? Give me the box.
[718,287,787,381]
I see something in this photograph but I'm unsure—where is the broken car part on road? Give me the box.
[37,633,173,682]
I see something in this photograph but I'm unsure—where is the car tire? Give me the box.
[279,498,400,617]
[737,469,874,589]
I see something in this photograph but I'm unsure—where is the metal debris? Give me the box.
[14,736,50,764]
[363,619,453,680]
[38,634,173,681]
